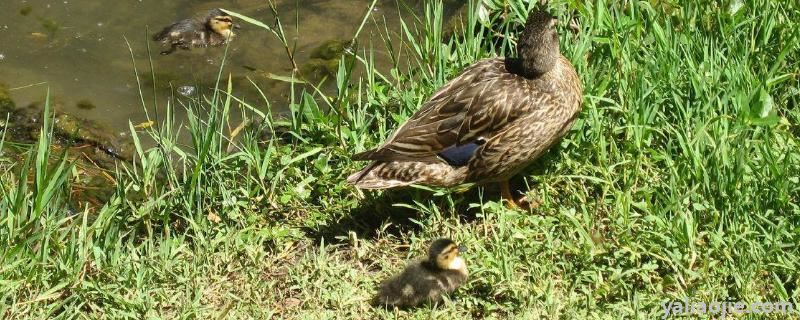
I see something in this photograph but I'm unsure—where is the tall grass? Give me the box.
[1,0,799,318]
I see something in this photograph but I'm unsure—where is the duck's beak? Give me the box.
[457,245,467,253]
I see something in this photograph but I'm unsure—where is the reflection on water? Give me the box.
[0,0,455,131]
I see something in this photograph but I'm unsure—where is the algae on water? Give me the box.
[0,83,15,112]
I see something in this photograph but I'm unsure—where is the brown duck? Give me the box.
[153,8,239,55]
[373,238,468,308]
[347,10,583,208]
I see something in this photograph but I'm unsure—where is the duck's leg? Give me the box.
[500,180,540,210]
[499,180,518,209]
[160,45,177,55]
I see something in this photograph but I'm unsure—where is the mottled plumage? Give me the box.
[348,10,583,208]
[153,8,239,55]
[373,239,468,308]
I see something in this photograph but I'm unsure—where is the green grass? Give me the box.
[2,0,799,318]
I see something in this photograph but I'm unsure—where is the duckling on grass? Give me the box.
[153,8,239,55]
[373,239,468,308]
[347,9,583,209]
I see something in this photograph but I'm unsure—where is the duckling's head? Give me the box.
[516,10,560,77]
[206,9,238,39]
[428,238,466,271]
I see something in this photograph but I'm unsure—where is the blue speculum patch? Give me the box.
[438,139,485,166]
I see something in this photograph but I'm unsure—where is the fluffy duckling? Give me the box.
[153,8,239,55]
[348,9,582,209]
[373,239,468,308]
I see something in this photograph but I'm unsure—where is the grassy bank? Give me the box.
[2,0,799,318]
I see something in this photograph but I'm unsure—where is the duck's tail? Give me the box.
[346,161,464,189]
[152,29,168,41]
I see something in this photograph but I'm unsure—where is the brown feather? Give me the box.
[348,10,583,192]
[356,59,533,163]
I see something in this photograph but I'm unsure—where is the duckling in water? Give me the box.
[348,10,582,209]
[373,239,468,308]
[153,8,239,55]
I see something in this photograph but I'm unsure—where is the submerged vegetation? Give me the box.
[1,0,799,318]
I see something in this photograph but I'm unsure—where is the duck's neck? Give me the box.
[507,41,561,78]
[217,29,234,39]
[448,257,468,276]
[425,257,468,276]
[524,60,553,77]
[207,23,235,40]
[506,55,560,79]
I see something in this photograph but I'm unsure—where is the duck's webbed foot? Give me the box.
[499,180,540,211]
[569,16,580,34]
[514,193,541,210]
[160,45,177,55]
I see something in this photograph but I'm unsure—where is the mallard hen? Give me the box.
[347,9,582,208]
[373,238,468,308]
[153,8,240,55]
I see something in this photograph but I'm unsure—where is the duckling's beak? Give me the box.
[457,245,467,253]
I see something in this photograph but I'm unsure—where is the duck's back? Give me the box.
[349,55,582,188]
[464,55,582,182]
[153,18,201,41]
[354,58,537,163]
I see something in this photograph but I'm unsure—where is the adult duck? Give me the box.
[348,10,582,208]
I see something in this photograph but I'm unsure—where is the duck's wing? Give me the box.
[353,58,531,163]
[152,19,201,42]
[152,22,181,41]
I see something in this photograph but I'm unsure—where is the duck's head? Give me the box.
[516,10,560,77]
[206,9,239,38]
[428,238,467,271]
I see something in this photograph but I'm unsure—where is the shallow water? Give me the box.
[0,0,454,131]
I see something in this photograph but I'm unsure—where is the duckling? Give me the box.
[347,9,582,209]
[373,239,468,308]
[152,8,239,55]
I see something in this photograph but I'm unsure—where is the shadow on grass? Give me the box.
[304,188,427,243]
[304,182,540,244]
[305,143,574,243]
[311,151,573,243]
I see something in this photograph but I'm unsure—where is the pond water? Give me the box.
[0,0,459,131]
